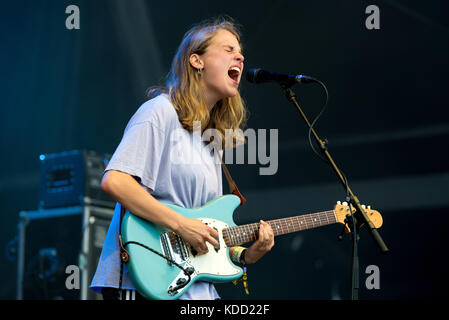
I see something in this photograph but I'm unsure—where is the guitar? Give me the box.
[120,194,383,300]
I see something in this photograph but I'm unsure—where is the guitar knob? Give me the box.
[185,267,195,275]
[367,205,371,209]
[343,201,348,206]
[337,201,341,205]
[362,205,366,209]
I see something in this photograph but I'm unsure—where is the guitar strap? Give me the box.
[216,149,246,206]
[118,204,128,291]
[117,148,245,290]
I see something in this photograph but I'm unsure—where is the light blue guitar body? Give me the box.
[121,194,244,300]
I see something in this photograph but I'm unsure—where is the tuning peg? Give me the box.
[337,201,341,205]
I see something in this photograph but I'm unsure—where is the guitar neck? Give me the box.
[222,210,337,247]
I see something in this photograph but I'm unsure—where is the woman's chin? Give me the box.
[224,87,239,98]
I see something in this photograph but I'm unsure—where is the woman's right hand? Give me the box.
[175,217,219,255]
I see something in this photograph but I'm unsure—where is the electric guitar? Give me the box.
[120,194,383,300]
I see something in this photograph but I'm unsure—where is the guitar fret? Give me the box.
[275,219,282,235]
[243,225,249,243]
[311,213,318,227]
[317,213,325,226]
[299,216,305,230]
[295,217,301,230]
[288,217,295,232]
[288,218,295,233]
[304,214,311,228]
[272,220,279,235]
[246,224,253,242]
[238,226,244,244]
[250,223,257,242]
[231,226,237,243]
[293,217,299,232]
[241,225,246,242]
[282,218,287,233]
[223,210,340,247]
[282,219,288,234]
[312,213,319,227]
[281,219,288,235]
[272,220,278,235]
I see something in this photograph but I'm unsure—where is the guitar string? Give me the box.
[225,207,354,244]
[223,210,340,245]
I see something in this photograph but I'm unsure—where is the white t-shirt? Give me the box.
[90,94,223,300]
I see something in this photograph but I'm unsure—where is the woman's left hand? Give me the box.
[244,220,275,264]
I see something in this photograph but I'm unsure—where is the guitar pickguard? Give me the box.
[186,218,241,277]
[163,218,242,296]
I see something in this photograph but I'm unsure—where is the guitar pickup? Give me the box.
[160,232,173,265]
[213,227,220,252]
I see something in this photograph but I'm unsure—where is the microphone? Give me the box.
[246,68,317,85]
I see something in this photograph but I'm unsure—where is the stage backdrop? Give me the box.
[1,0,448,299]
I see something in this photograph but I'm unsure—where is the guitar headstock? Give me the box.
[334,201,383,233]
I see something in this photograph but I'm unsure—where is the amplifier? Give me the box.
[38,150,114,209]
[16,205,114,300]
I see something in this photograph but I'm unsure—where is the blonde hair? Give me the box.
[147,16,247,149]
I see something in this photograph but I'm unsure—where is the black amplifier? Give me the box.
[38,150,114,209]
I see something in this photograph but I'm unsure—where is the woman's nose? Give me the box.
[236,52,245,62]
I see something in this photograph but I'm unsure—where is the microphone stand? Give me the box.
[279,82,389,300]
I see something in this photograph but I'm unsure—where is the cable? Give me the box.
[123,240,192,294]
[305,79,355,205]
[304,80,355,217]
[307,79,331,164]
[300,78,360,299]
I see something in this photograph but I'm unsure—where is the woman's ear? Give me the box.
[189,53,204,70]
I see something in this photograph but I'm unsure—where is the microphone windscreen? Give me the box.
[245,68,262,83]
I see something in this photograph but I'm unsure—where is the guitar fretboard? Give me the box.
[222,210,337,247]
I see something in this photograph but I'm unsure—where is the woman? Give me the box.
[90,17,275,300]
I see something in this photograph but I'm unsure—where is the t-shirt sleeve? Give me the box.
[105,121,165,192]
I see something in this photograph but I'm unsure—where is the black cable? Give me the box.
[304,80,355,233]
[307,79,330,164]
[304,80,355,218]
[295,76,362,299]
[123,241,192,294]
[303,79,359,299]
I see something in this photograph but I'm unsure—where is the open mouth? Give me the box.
[228,66,241,83]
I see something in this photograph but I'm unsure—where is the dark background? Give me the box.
[1,0,448,300]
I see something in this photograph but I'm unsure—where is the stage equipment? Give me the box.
[16,204,114,300]
[38,150,113,209]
